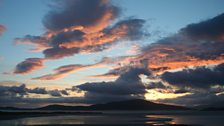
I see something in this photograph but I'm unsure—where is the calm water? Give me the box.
[1,111,224,126]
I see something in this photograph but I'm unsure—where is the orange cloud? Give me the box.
[137,41,224,74]
[93,13,224,77]
[14,58,45,74]
[54,19,146,50]
[14,0,147,74]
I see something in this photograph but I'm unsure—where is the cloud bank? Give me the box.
[100,12,224,77]
[161,63,224,89]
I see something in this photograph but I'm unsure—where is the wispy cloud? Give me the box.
[15,35,50,52]
[33,56,135,80]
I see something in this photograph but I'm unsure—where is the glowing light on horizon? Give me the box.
[145,90,190,101]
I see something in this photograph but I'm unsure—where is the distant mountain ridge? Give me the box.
[38,99,188,110]
[194,101,224,111]
[0,99,188,111]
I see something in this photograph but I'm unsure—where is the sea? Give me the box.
[0,110,224,126]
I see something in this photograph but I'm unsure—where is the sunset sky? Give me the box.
[0,0,224,108]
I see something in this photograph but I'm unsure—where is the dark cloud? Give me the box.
[27,87,48,94]
[43,0,120,32]
[50,30,85,47]
[79,43,114,53]
[161,63,224,89]
[156,63,224,106]
[185,41,224,60]
[72,68,152,104]
[104,18,147,41]
[61,90,69,95]
[42,43,114,60]
[77,68,151,96]
[14,58,45,74]
[181,13,224,41]
[0,84,68,101]
[173,88,189,94]
[0,84,27,97]
[15,35,50,52]
[146,82,166,89]
[0,24,6,35]
[43,47,80,59]
[160,92,224,106]
[48,89,62,97]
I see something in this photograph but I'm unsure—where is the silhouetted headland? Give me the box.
[0,99,189,111]
[0,99,189,120]
[38,99,188,111]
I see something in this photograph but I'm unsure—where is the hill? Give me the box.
[38,99,188,110]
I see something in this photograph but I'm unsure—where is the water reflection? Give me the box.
[146,114,224,126]
[1,111,224,126]
[0,115,174,126]
[144,116,173,125]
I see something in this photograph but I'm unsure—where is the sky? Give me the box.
[0,0,224,108]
